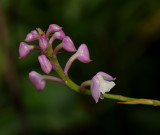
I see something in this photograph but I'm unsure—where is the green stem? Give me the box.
[46,46,79,91]
[45,46,160,106]
[80,80,91,92]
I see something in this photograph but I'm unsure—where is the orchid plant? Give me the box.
[19,24,160,106]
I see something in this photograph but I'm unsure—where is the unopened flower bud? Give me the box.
[25,30,39,42]
[64,44,91,74]
[19,42,31,59]
[49,30,66,45]
[38,55,52,74]
[46,24,62,38]
[39,37,48,51]
[62,36,76,52]
[55,30,66,40]
[77,44,91,63]
[29,71,46,91]
[49,24,62,32]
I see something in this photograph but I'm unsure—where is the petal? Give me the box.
[97,72,116,81]
[29,71,46,91]
[49,24,62,32]
[25,30,39,42]
[91,75,100,103]
[19,42,30,59]
[55,30,66,40]
[98,75,115,94]
[38,55,52,74]
[62,36,76,52]
[77,44,91,63]
[39,37,48,50]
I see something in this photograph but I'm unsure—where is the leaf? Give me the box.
[117,99,160,106]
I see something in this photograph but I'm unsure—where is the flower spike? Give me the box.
[19,24,160,107]
[29,71,46,91]
[91,72,116,103]
[38,55,52,74]
[25,30,39,42]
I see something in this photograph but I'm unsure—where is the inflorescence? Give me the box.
[19,24,116,103]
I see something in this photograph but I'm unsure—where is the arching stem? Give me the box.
[52,43,62,56]
[45,44,160,106]
[43,75,64,83]
[64,53,78,75]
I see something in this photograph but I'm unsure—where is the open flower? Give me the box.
[91,72,116,103]
[29,71,46,91]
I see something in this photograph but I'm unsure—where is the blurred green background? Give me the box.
[0,0,160,135]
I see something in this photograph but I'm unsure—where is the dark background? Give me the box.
[0,0,160,135]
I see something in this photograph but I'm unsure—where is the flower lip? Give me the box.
[77,44,91,63]
[62,36,77,52]
[25,30,39,42]
[19,42,30,59]
[29,71,46,91]
[97,75,115,94]
[49,24,62,32]
[90,72,116,103]
[38,54,52,74]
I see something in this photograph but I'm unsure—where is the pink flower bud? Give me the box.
[64,44,91,74]
[55,30,66,40]
[62,36,76,52]
[25,30,39,42]
[39,37,48,51]
[29,71,46,91]
[49,24,62,32]
[38,55,52,74]
[19,42,31,59]
[77,44,91,63]
[49,30,66,45]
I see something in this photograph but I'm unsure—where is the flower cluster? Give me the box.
[19,24,115,102]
